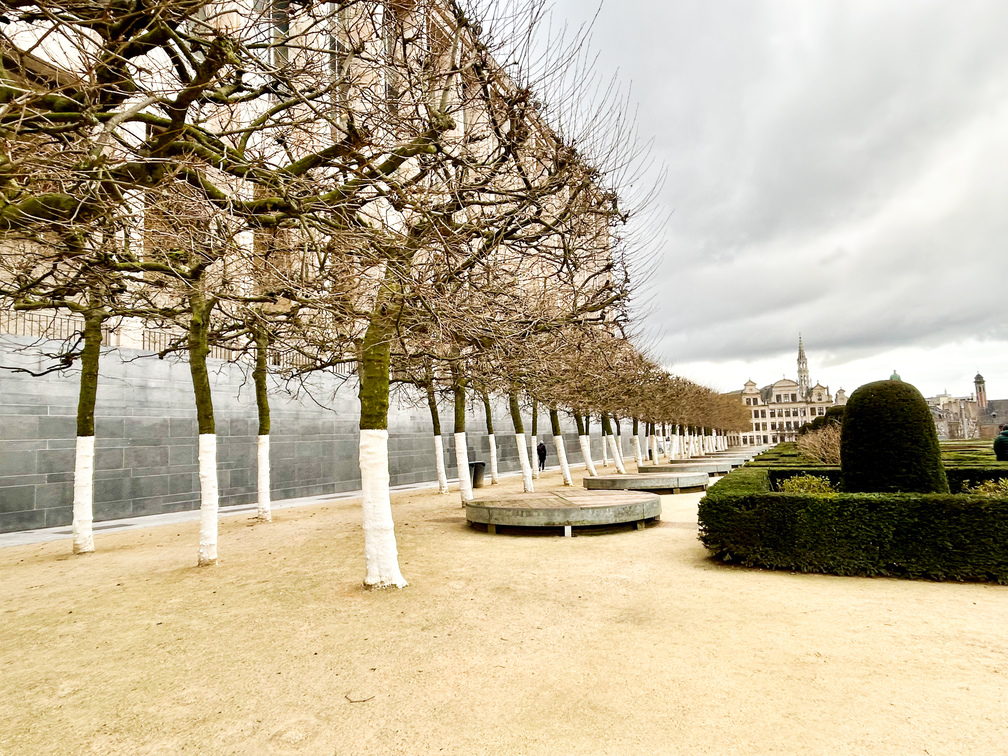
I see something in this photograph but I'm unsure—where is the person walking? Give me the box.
[995,425,1008,461]
[536,441,547,471]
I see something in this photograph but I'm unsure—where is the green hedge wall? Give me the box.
[699,469,1008,582]
[748,443,805,466]
[945,467,1008,493]
[766,466,1008,493]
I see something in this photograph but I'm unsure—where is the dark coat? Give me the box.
[536,442,547,460]
[994,430,1008,461]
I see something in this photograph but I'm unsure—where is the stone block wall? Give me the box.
[0,339,612,532]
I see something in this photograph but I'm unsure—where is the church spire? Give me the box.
[797,334,809,398]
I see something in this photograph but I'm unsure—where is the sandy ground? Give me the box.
[2,467,1006,756]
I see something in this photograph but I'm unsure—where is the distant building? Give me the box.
[730,337,847,446]
[973,373,1008,439]
[923,373,1006,440]
[926,391,980,440]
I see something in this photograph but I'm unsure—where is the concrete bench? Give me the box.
[465,490,661,537]
[637,461,733,476]
[583,473,708,495]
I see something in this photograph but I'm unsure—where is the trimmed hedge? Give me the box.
[798,405,845,436]
[841,380,948,493]
[748,443,805,466]
[943,446,1003,465]
[699,468,1008,582]
[945,467,1008,493]
[764,464,1008,494]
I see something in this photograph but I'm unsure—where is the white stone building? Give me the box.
[926,390,980,440]
[731,338,847,446]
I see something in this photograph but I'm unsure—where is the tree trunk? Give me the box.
[253,324,272,522]
[72,306,104,555]
[550,408,573,486]
[530,398,539,480]
[509,390,533,492]
[481,392,499,484]
[649,422,658,464]
[188,291,219,567]
[357,304,407,589]
[632,417,643,466]
[452,373,473,503]
[602,414,626,474]
[574,412,597,476]
[426,380,449,494]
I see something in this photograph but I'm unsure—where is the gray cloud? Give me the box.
[549,0,1008,385]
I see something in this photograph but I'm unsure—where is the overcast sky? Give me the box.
[542,0,1008,400]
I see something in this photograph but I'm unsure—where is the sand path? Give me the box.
[1,468,1006,754]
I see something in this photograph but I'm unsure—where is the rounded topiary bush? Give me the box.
[823,405,845,425]
[840,380,949,493]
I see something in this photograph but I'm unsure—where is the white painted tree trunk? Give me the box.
[578,435,598,476]
[358,429,407,589]
[197,434,219,567]
[487,434,500,484]
[554,435,573,486]
[649,434,657,464]
[671,431,680,460]
[601,434,609,466]
[607,435,626,474]
[257,435,272,522]
[515,433,534,492]
[615,433,625,467]
[72,435,95,555]
[454,431,473,503]
[530,434,539,479]
[433,435,449,494]
[632,435,643,466]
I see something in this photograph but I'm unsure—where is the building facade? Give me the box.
[926,390,981,441]
[937,372,1007,440]
[732,338,847,446]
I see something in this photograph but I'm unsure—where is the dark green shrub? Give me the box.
[823,405,845,425]
[749,443,805,466]
[798,405,845,436]
[840,380,948,493]
[698,467,1008,582]
[944,467,1008,493]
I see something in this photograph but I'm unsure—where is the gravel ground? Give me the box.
[2,467,1006,755]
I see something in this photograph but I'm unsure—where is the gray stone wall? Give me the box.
[0,339,601,532]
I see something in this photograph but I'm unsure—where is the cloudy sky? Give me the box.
[542,0,1008,400]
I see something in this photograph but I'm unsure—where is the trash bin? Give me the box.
[469,461,486,489]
